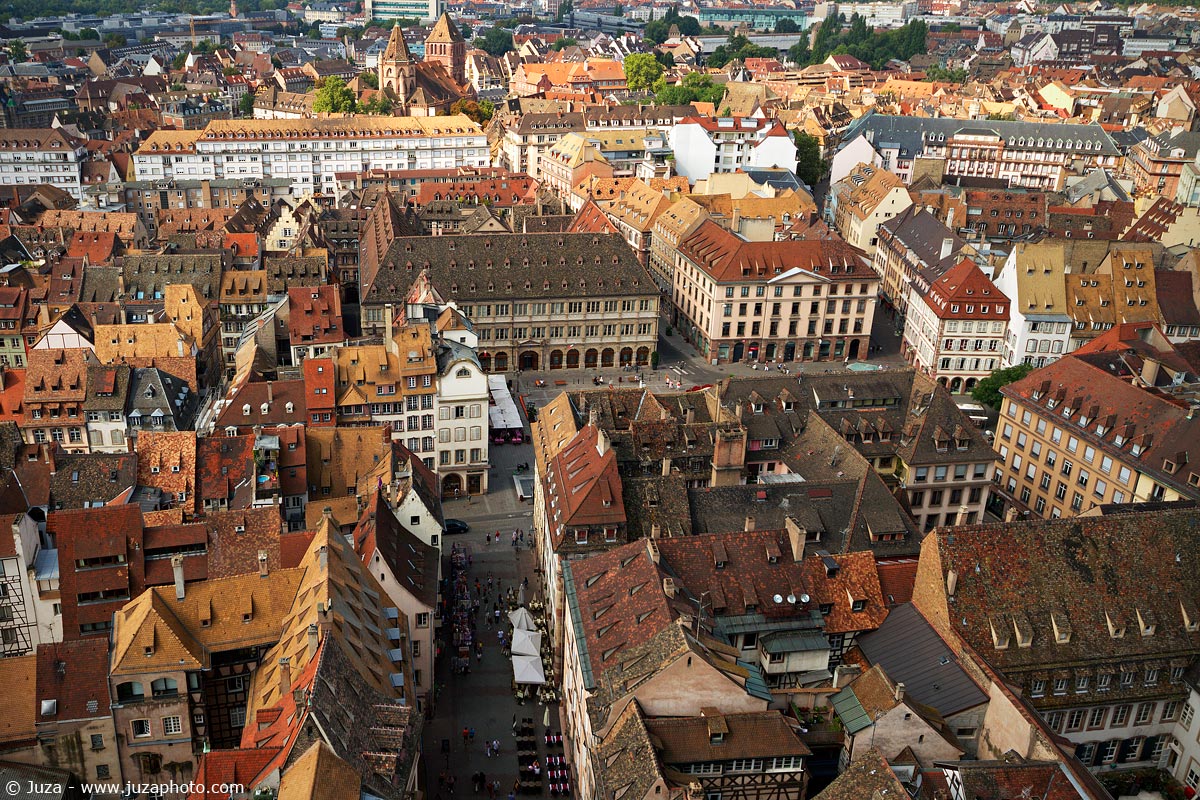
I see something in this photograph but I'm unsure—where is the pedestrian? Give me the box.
[462,726,470,748]
[492,737,500,755]
[485,740,493,758]
[469,727,476,742]
[519,530,524,544]
[485,532,490,545]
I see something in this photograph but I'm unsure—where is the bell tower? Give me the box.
[378,25,415,109]
[425,12,466,86]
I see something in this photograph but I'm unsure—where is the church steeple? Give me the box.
[379,25,415,110]
[425,12,466,87]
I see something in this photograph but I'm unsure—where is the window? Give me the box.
[1066,709,1085,731]
[415,612,429,628]
[1088,708,1105,729]
[1182,703,1195,730]
[90,733,104,750]
[131,719,151,738]
[96,765,110,780]
[230,706,246,728]
[1135,702,1154,725]
[1112,705,1130,726]
[151,678,178,697]
[163,715,182,736]
[1031,679,1046,697]
[116,682,144,702]
[1163,701,1181,722]
[1053,677,1068,695]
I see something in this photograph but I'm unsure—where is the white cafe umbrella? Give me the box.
[511,627,542,657]
[508,606,537,631]
[512,653,547,685]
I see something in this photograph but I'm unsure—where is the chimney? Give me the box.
[685,408,695,424]
[646,538,660,563]
[278,656,292,697]
[940,237,955,261]
[258,549,268,578]
[661,457,671,476]
[894,681,906,703]
[662,576,676,598]
[744,515,756,532]
[384,303,395,341]
[596,427,611,457]
[785,516,807,561]
[318,545,328,569]
[171,554,185,600]
[176,336,184,357]
[732,204,741,233]
[832,663,861,689]
[1141,357,1161,387]
[307,623,320,659]
[266,381,274,404]
[651,523,661,539]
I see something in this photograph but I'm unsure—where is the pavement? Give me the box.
[423,439,562,799]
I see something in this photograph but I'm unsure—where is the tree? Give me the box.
[475,27,514,56]
[360,94,393,114]
[787,39,810,64]
[792,131,826,187]
[312,76,356,114]
[172,51,188,70]
[706,35,776,68]
[8,40,27,63]
[449,98,494,124]
[774,17,799,32]
[239,90,256,117]
[654,71,724,105]
[654,51,675,67]
[925,64,966,82]
[223,65,240,76]
[79,27,99,39]
[103,33,127,47]
[555,0,572,22]
[551,36,577,50]
[460,23,473,39]
[612,2,622,15]
[623,52,662,92]
[359,70,378,89]
[972,363,1035,410]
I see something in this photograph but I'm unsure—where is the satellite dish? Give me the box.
[773,594,784,604]
[786,594,797,604]
[799,594,811,604]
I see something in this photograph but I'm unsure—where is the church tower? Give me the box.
[425,12,466,87]
[378,25,416,110]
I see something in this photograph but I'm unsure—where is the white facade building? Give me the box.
[432,341,491,498]
[0,129,87,202]
[133,116,489,198]
[992,245,1073,368]
[669,116,798,184]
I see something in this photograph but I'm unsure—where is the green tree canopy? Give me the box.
[792,131,827,187]
[774,17,799,32]
[448,98,494,124]
[653,71,724,106]
[359,70,378,89]
[9,40,28,63]
[925,64,967,82]
[475,27,514,56]
[551,36,577,50]
[643,6,701,43]
[238,90,256,117]
[623,52,663,92]
[312,76,357,114]
[972,363,1035,410]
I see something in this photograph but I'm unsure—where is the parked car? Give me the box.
[445,519,470,534]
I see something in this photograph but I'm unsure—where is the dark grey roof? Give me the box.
[878,206,966,272]
[744,167,804,193]
[856,603,988,717]
[127,367,197,430]
[1107,127,1149,152]
[841,113,1121,159]
[120,252,222,302]
[1063,168,1131,204]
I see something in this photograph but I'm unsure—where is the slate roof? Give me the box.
[647,710,810,764]
[856,603,988,717]
[120,252,224,302]
[811,747,907,800]
[366,232,653,306]
[842,113,1120,158]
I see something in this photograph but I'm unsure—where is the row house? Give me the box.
[672,220,876,364]
[831,163,912,257]
[993,323,1200,521]
[133,117,489,200]
[913,507,1200,773]
[670,116,798,185]
[0,129,88,202]
[218,271,270,376]
[365,232,660,374]
[833,115,1122,192]
[1127,130,1200,201]
[21,350,91,453]
[871,206,973,326]
[498,112,586,178]
[903,259,1011,395]
[122,178,290,241]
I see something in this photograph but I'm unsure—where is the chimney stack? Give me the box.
[384,303,395,341]
[278,656,291,697]
[785,516,807,561]
[940,237,955,262]
[266,381,274,404]
[171,554,185,600]
[894,681,906,703]
[744,515,756,532]
[318,545,328,569]
[661,457,671,476]
[307,623,320,659]
[685,408,695,424]
[258,549,268,578]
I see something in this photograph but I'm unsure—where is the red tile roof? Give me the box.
[679,220,867,283]
[923,259,1010,321]
[35,638,111,722]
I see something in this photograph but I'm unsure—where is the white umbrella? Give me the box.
[508,607,537,631]
[511,628,542,657]
[543,707,551,728]
[518,583,526,606]
[512,654,546,685]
